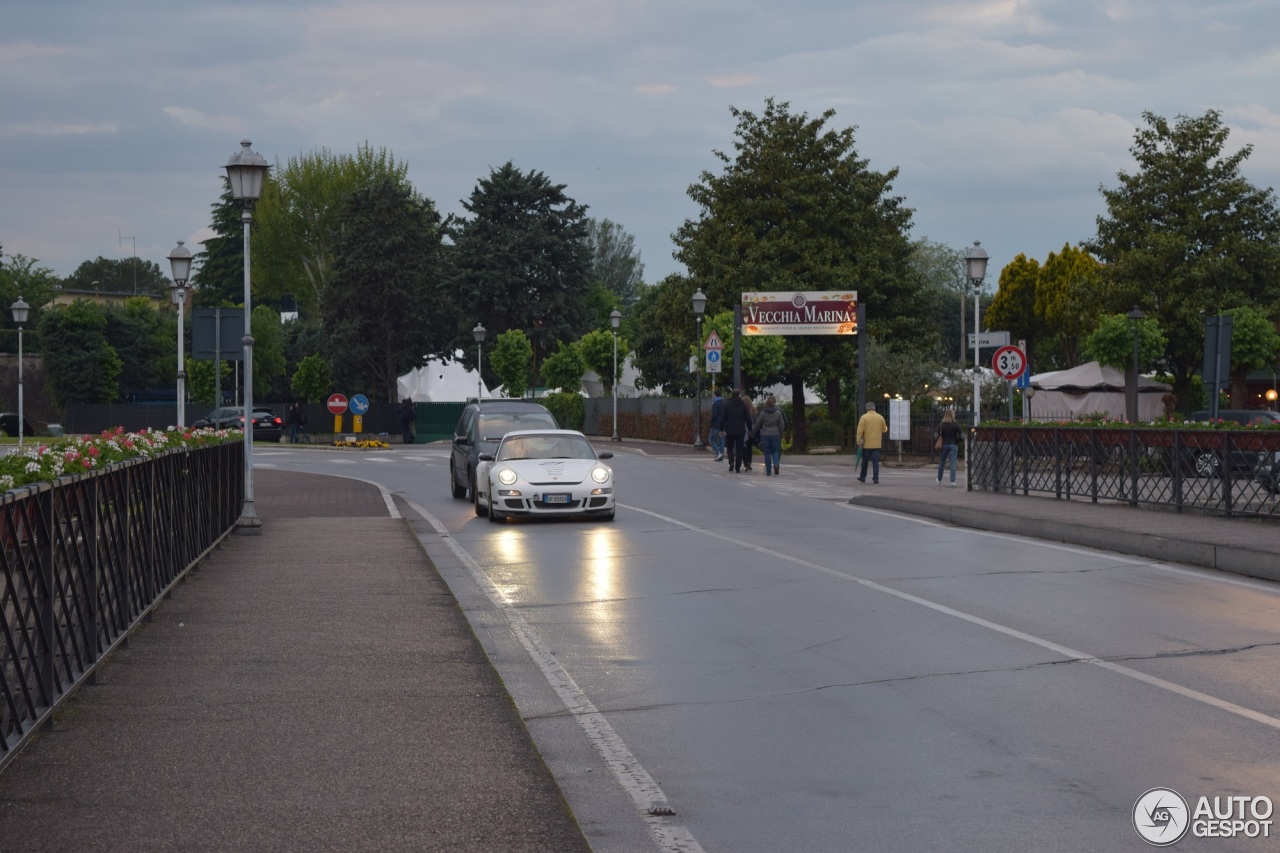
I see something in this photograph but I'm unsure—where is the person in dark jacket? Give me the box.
[935,409,963,486]
[741,394,758,471]
[399,397,416,444]
[708,390,725,461]
[720,389,752,473]
[751,395,787,475]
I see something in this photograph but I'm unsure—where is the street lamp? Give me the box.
[610,309,622,441]
[168,240,192,428]
[1127,306,1146,423]
[964,241,989,426]
[472,323,486,400]
[1267,388,1278,411]
[10,297,29,448]
[225,139,269,535]
[691,289,707,449]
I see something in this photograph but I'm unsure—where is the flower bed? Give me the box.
[0,426,241,492]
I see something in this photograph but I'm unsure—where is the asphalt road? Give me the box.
[256,444,1280,852]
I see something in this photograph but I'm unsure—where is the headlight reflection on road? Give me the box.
[491,528,528,604]
[583,526,626,651]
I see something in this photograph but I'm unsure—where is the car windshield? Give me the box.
[497,434,596,462]
[478,412,557,441]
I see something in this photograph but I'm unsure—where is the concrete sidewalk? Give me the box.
[0,468,588,852]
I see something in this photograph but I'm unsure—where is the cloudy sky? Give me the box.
[4,0,1280,291]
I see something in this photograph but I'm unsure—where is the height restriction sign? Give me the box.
[991,345,1027,381]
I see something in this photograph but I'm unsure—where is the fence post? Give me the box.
[1223,432,1234,517]
[85,477,100,684]
[1128,429,1139,507]
[38,489,55,730]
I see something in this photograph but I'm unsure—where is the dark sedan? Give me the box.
[192,407,284,442]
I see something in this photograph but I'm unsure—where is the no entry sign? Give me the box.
[326,394,349,415]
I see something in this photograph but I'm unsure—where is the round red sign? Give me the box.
[326,393,349,415]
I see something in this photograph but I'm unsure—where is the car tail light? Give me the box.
[274,417,282,426]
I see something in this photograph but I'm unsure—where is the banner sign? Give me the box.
[740,291,858,336]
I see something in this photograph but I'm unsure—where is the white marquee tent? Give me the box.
[397,353,491,402]
[1029,361,1171,421]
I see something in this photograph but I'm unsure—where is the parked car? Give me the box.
[191,406,284,442]
[1178,410,1280,483]
[0,413,35,438]
[450,400,558,500]
[474,429,615,522]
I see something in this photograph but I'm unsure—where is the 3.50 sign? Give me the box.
[991,345,1027,381]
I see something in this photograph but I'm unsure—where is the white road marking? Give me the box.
[625,503,1280,734]
[401,497,705,853]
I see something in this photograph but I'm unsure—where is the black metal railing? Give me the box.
[970,426,1280,519]
[0,443,242,770]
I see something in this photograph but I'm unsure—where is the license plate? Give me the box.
[542,493,571,505]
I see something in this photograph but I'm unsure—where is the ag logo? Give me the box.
[1134,788,1190,846]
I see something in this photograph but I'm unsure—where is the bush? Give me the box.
[807,419,843,447]
[542,392,585,431]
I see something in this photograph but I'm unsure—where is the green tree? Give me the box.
[290,353,331,403]
[255,144,413,315]
[1034,243,1104,369]
[489,329,534,398]
[448,162,593,374]
[673,99,920,447]
[1222,305,1280,407]
[1085,110,1280,400]
[38,301,122,404]
[584,218,645,307]
[191,179,247,309]
[63,256,169,296]
[984,253,1045,366]
[629,273,698,395]
[578,328,632,394]
[251,304,287,401]
[103,298,169,396]
[187,359,233,407]
[0,254,59,353]
[541,341,586,393]
[1084,313,1167,369]
[322,176,448,401]
[702,309,785,394]
[908,239,969,363]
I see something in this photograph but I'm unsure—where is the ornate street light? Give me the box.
[168,241,192,428]
[691,289,707,449]
[225,139,269,535]
[1127,306,1146,423]
[472,323,486,400]
[964,241,989,427]
[610,309,622,441]
[10,297,29,448]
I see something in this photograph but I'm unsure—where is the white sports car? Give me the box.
[474,429,616,522]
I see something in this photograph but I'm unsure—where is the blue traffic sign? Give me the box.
[350,394,370,415]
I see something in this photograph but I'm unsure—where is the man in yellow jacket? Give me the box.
[855,402,888,484]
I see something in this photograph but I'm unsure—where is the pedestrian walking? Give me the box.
[399,397,416,444]
[721,389,752,473]
[285,399,305,444]
[708,389,726,461]
[935,409,962,486]
[751,395,787,476]
[741,394,758,471]
[855,402,888,484]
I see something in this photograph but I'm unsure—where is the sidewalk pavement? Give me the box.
[3,442,1277,852]
[611,438,1280,583]
[0,468,589,853]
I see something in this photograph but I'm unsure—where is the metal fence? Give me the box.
[0,443,242,771]
[969,426,1280,519]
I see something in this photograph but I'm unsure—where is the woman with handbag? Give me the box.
[935,409,962,486]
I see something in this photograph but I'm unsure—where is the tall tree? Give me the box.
[1085,110,1280,400]
[38,301,122,405]
[584,218,645,307]
[984,253,1044,366]
[489,329,534,398]
[103,298,169,396]
[672,99,920,446]
[1033,243,1103,370]
[322,176,448,401]
[1221,305,1280,406]
[448,162,593,376]
[908,239,969,363]
[255,144,413,315]
[0,254,59,353]
[191,179,247,309]
[63,257,169,295]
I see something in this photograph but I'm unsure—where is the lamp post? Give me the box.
[692,289,707,449]
[225,139,269,535]
[472,324,486,400]
[168,241,192,428]
[1267,388,1278,412]
[10,297,29,448]
[1127,306,1146,423]
[610,309,622,441]
[964,241,989,426]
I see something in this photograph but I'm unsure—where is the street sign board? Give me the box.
[704,330,724,351]
[706,349,723,373]
[968,331,1011,348]
[350,394,370,415]
[991,345,1028,381]
[326,394,349,415]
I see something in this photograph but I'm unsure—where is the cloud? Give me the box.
[163,107,247,134]
[0,120,119,139]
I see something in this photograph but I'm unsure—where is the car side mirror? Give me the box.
[454,435,468,445]
[596,451,614,460]
[478,453,495,462]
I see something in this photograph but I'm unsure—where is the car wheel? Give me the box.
[450,467,466,499]
[1193,451,1221,478]
[474,480,487,517]
[487,492,503,523]
[601,509,616,521]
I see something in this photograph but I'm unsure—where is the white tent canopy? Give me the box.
[397,352,490,402]
[1029,361,1171,421]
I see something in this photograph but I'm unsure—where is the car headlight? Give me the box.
[498,468,518,486]
[591,466,611,484]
